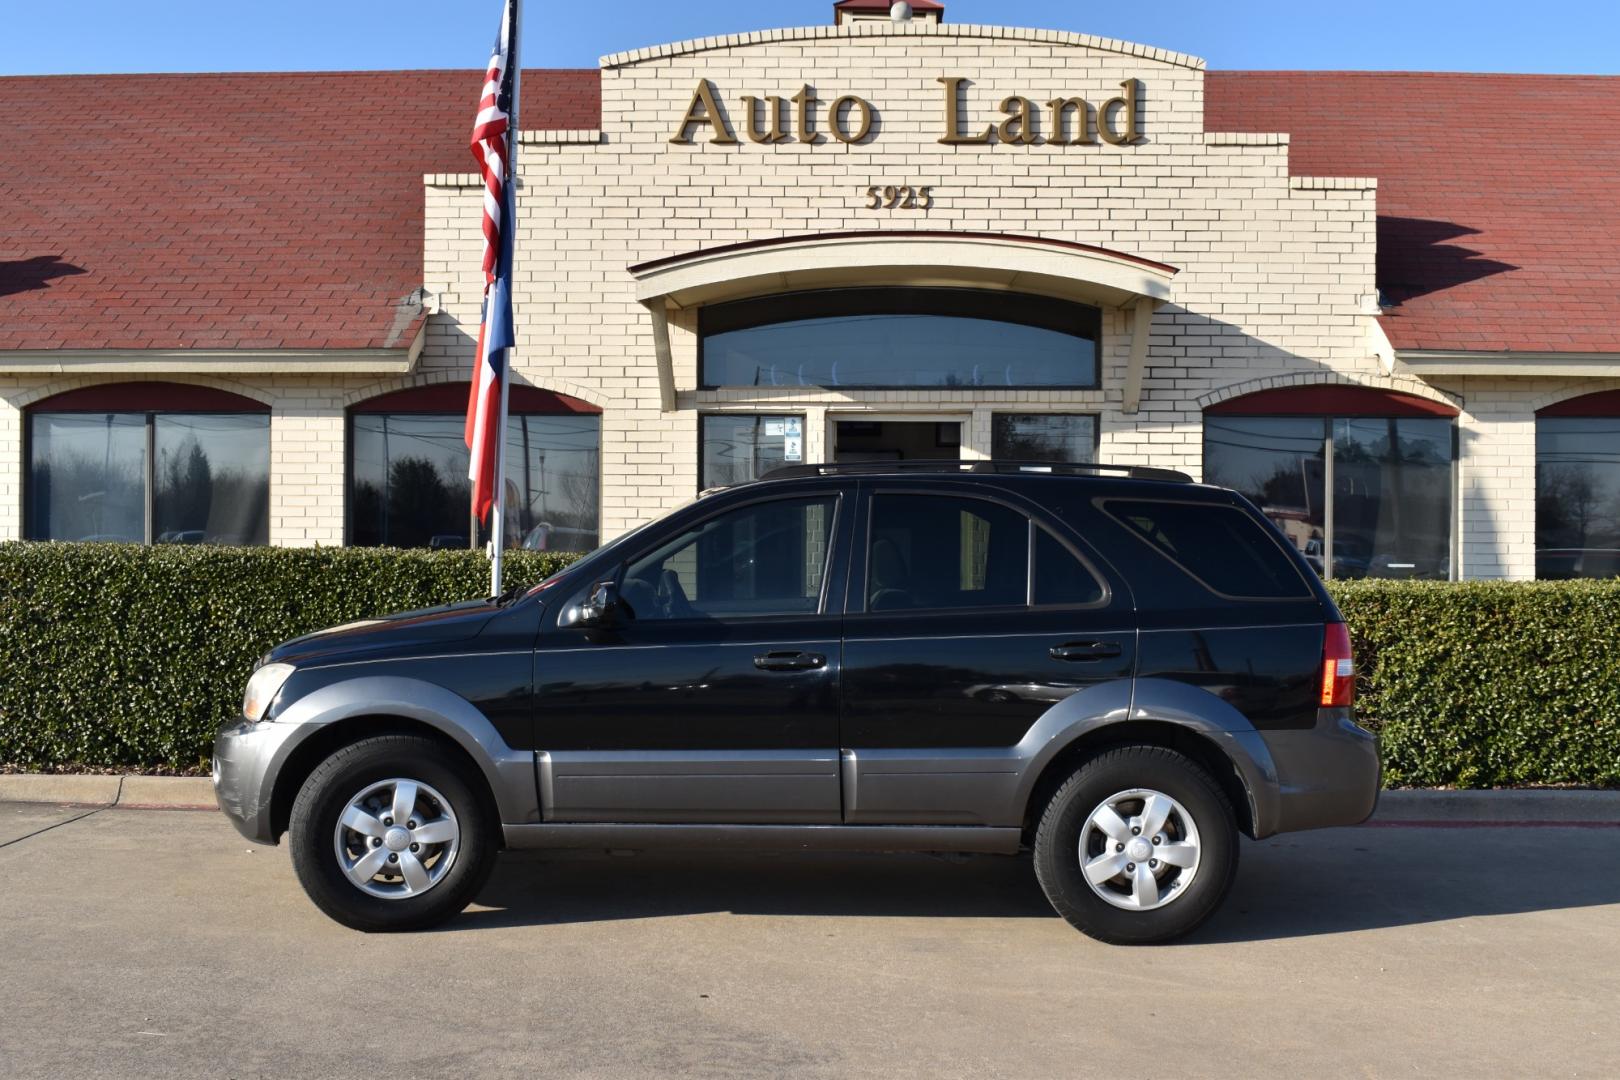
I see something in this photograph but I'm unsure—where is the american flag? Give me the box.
[464,0,519,528]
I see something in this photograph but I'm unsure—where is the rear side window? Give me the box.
[1034,526,1106,606]
[1101,499,1310,599]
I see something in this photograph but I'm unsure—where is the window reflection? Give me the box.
[701,414,803,488]
[28,411,269,544]
[701,289,1100,389]
[28,413,147,542]
[992,414,1097,463]
[1537,418,1620,578]
[1203,416,1327,573]
[1203,414,1453,580]
[349,413,600,551]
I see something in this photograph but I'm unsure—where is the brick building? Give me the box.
[4,5,1620,579]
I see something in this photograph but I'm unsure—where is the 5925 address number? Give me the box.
[864,184,935,210]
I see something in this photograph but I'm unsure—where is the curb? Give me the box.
[0,774,215,811]
[1369,789,1620,825]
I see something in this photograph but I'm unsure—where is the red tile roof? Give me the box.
[1206,71,1620,355]
[3,66,1615,356]
[0,69,598,352]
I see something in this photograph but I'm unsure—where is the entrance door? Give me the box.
[834,419,961,463]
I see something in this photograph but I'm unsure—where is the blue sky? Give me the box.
[3,0,1616,76]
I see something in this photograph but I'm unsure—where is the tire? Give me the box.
[1033,745,1239,945]
[289,734,497,932]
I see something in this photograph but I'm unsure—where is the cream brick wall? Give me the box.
[423,23,1386,541]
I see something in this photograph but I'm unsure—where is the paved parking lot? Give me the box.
[1,803,1618,1079]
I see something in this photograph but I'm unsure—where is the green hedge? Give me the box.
[1327,579,1620,788]
[1,543,1617,786]
[0,543,580,772]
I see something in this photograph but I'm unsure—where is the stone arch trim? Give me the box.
[1196,371,1462,413]
[8,372,276,410]
[340,368,608,412]
[1526,380,1620,414]
[600,22,1206,72]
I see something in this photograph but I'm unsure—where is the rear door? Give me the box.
[839,481,1136,823]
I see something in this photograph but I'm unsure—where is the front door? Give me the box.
[840,482,1137,824]
[535,489,851,823]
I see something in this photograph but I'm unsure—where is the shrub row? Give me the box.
[1327,579,1620,788]
[1,543,1616,786]
[0,543,578,771]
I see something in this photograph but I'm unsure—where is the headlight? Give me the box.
[242,663,295,722]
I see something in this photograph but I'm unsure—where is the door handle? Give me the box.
[753,651,827,672]
[1050,641,1124,662]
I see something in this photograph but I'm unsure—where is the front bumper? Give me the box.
[1259,707,1382,834]
[212,715,304,845]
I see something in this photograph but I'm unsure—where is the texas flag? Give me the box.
[464,0,519,526]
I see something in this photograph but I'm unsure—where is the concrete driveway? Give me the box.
[1,803,1617,1079]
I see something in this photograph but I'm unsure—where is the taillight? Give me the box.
[1320,622,1355,707]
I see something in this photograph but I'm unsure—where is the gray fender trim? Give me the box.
[983,677,1279,837]
[269,677,539,827]
[1123,677,1282,839]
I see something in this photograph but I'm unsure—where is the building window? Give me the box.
[700,288,1101,390]
[26,383,270,545]
[700,414,805,489]
[1202,387,1457,580]
[992,413,1097,463]
[1536,391,1620,578]
[348,384,601,552]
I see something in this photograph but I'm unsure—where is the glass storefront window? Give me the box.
[1536,418,1620,578]
[991,413,1097,463]
[349,413,600,551]
[700,414,805,489]
[701,288,1100,389]
[1203,414,1453,580]
[28,411,269,545]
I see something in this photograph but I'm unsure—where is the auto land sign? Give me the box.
[668,76,1143,147]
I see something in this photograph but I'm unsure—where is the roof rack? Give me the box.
[760,460,1193,483]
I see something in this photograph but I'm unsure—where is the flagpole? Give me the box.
[489,0,521,596]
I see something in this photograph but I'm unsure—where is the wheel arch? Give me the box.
[268,715,503,843]
[1020,720,1259,845]
[264,675,539,842]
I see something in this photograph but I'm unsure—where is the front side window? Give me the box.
[622,496,836,621]
[700,414,805,489]
[1537,417,1620,578]
[992,413,1098,463]
[701,288,1100,389]
[867,494,1028,611]
[28,410,269,545]
[349,411,600,551]
[1203,413,1453,580]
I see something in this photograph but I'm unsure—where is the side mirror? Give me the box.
[564,579,621,627]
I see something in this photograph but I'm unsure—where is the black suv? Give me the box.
[214,461,1379,944]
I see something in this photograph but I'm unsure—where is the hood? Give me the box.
[267,598,498,666]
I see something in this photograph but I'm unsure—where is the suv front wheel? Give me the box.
[1033,745,1239,944]
[289,734,497,931]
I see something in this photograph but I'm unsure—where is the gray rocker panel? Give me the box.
[503,822,1022,854]
[538,749,843,824]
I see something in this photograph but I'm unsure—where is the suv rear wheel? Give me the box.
[1033,745,1238,944]
[289,734,496,932]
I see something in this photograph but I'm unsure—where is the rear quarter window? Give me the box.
[1099,498,1311,600]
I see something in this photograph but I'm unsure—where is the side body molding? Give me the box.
[271,676,540,826]
[844,677,1281,837]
